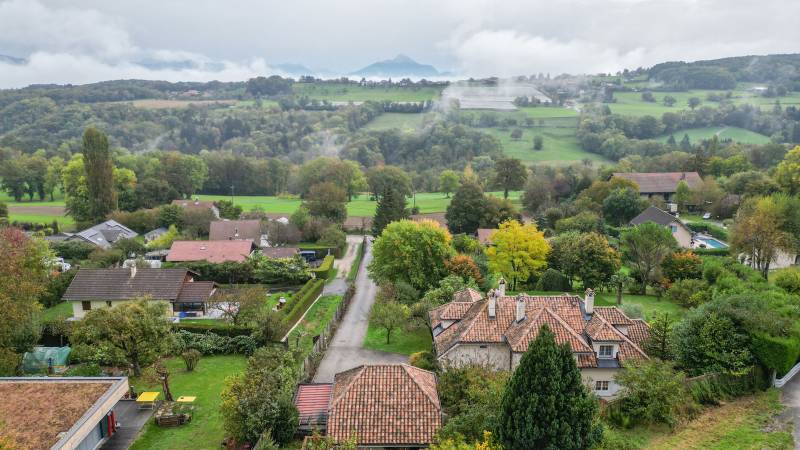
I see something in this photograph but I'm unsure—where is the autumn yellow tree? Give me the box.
[487,220,550,291]
[775,145,800,195]
[731,195,794,277]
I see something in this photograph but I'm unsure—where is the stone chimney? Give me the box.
[498,277,506,297]
[515,296,526,323]
[488,290,496,319]
[130,265,137,278]
[584,288,595,315]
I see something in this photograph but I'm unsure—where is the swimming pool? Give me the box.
[699,237,728,249]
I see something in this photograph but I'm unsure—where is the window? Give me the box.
[595,380,609,391]
[670,225,678,233]
[81,301,91,311]
[598,345,614,358]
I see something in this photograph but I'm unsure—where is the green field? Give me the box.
[363,324,432,355]
[484,125,610,166]
[198,191,522,217]
[129,355,247,450]
[292,83,443,102]
[364,113,432,131]
[658,126,771,145]
[517,106,579,118]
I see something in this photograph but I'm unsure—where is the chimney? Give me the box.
[488,290,496,319]
[130,265,137,278]
[584,288,595,315]
[515,296,526,323]
[497,277,506,297]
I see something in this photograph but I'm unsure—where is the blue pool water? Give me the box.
[701,238,728,249]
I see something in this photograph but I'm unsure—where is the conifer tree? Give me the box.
[497,325,600,450]
[372,186,408,236]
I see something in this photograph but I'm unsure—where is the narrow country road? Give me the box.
[313,237,407,382]
[781,376,800,448]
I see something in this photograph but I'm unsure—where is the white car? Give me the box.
[702,212,712,220]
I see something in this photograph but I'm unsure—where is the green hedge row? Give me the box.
[280,279,325,331]
[686,221,729,241]
[173,322,254,337]
[347,241,365,282]
[693,247,730,257]
[311,255,335,280]
[752,333,800,377]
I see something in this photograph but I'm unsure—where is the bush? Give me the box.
[53,241,96,261]
[685,221,729,240]
[662,251,703,281]
[687,367,769,405]
[751,333,800,377]
[38,269,77,308]
[612,360,693,428]
[182,349,201,371]
[174,329,257,355]
[317,224,346,257]
[64,363,103,377]
[311,255,335,280]
[536,268,570,291]
[280,279,325,329]
[774,268,800,294]
[693,247,730,257]
[409,351,439,371]
[664,279,710,307]
[173,322,254,337]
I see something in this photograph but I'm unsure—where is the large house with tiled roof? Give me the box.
[294,364,442,448]
[612,171,703,203]
[429,287,648,397]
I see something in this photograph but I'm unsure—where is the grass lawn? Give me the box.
[129,355,247,450]
[364,113,432,131]
[483,125,610,166]
[614,389,792,449]
[595,292,686,322]
[363,324,432,355]
[198,191,522,217]
[288,295,343,356]
[40,302,72,321]
[179,318,229,327]
[292,83,443,102]
[658,126,770,145]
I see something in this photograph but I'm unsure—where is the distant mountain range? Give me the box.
[349,54,440,78]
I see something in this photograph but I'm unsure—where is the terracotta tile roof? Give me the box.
[327,364,441,446]
[506,307,593,354]
[294,383,333,428]
[586,315,624,342]
[477,228,495,245]
[612,171,703,194]
[209,219,262,242]
[63,268,194,301]
[595,307,634,326]
[627,319,650,348]
[452,288,483,303]
[176,281,217,303]
[260,247,300,259]
[167,240,254,263]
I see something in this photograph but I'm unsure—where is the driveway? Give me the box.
[313,238,407,382]
[781,376,800,448]
[320,235,364,297]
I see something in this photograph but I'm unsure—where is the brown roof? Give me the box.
[176,281,217,303]
[327,364,441,446]
[452,288,483,303]
[431,294,648,368]
[63,268,193,301]
[209,220,262,242]
[260,247,300,258]
[612,172,703,194]
[294,383,333,429]
[627,319,650,348]
[477,228,495,245]
[0,379,123,450]
[171,199,218,212]
[167,240,254,263]
[595,307,634,326]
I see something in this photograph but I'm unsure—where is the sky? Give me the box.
[0,0,798,88]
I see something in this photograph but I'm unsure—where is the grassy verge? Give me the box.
[287,295,343,356]
[611,389,792,449]
[129,355,247,450]
[595,292,686,321]
[347,242,365,282]
[363,324,431,355]
[40,302,72,321]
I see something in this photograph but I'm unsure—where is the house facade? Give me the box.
[629,205,694,248]
[63,267,217,318]
[429,288,648,398]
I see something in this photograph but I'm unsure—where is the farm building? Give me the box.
[0,377,128,450]
[612,171,703,203]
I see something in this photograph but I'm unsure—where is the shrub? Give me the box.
[53,240,96,261]
[536,268,570,291]
[687,367,769,405]
[751,333,800,377]
[409,351,439,371]
[311,255,335,280]
[662,251,702,281]
[612,360,692,428]
[774,268,800,294]
[64,363,103,377]
[317,224,346,257]
[181,349,201,371]
[173,322,254,337]
[281,279,324,329]
[39,269,77,308]
[664,279,710,307]
[174,329,257,355]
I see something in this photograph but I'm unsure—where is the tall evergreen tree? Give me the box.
[445,180,486,235]
[82,127,117,222]
[497,325,600,450]
[372,187,409,236]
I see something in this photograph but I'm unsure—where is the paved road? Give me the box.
[321,235,364,297]
[781,376,800,448]
[313,238,406,382]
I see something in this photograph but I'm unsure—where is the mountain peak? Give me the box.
[351,54,439,78]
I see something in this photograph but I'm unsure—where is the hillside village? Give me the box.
[2,26,800,450]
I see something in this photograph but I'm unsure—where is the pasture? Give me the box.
[292,82,443,102]
[484,125,610,166]
[658,126,771,145]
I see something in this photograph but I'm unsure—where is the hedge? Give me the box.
[280,279,325,333]
[347,241,365,282]
[311,255,335,280]
[752,333,800,377]
[693,247,730,257]
[173,322,254,337]
[174,329,257,355]
[686,221,729,241]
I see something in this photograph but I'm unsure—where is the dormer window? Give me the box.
[598,345,614,358]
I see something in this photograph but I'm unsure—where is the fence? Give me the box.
[774,362,800,388]
[298,282,357,382]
